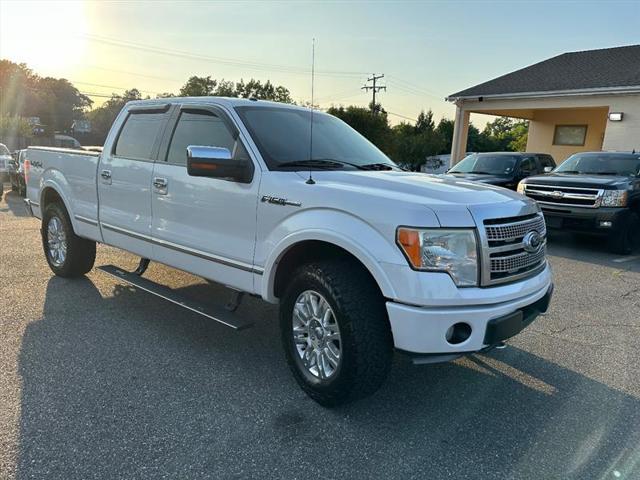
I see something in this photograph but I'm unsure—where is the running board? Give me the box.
[97,265,253,330]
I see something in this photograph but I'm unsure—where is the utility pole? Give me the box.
[361,74,386,113]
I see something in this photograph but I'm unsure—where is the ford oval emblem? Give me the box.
[523,231,543,253]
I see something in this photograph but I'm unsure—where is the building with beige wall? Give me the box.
[447,45,640,164]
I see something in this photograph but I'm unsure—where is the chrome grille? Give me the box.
[482,213,547,285]
[491,248,546,273]
[486,215,546,242]
[523,184,603,208]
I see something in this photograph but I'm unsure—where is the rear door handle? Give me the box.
[153,177,168,194]
[100,169,112,185]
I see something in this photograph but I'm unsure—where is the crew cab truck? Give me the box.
[25,97,553,406]
[518,151,640,254]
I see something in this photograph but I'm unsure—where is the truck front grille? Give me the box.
[522,184,603,208]
[482,213,547,285]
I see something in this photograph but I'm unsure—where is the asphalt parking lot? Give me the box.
[1,188,639,480]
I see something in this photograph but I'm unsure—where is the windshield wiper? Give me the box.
[558,170,581,174]
[589,172,620,176]
[360,162,398,171]
[469,171,493,175]
[277,159,348,170]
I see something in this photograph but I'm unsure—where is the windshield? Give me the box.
[448,153,520,175]
[0,144,10,156]
[555,152,640,176]
[235,106,396,170]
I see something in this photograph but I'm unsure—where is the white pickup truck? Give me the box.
[25,97,553,406]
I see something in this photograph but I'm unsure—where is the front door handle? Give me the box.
[100,169,112,185]
[153,177,168,194]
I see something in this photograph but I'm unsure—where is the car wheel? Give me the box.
[609,211,640,255]
[280,259,393,407]
[41,202,96,277]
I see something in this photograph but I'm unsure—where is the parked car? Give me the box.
[445,152,556,190]
[24,97,553,406]
[420,153,475,174]
[519,151,640,254]
[0,142,12,197]
[8,149,27,196]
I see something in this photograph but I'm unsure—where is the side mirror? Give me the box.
[186,145,252,183]
[544,166,554,173]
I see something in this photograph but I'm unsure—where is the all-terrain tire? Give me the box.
[280,259,393,407]
[41,202,96,277]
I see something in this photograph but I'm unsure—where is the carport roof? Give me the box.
[448,44,640,100]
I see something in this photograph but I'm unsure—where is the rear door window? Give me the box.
[115,112,167,160]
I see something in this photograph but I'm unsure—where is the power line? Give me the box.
[387,111,418,123]
[361,74,386,112]
[82,34,369,78]
[71,80,157,96]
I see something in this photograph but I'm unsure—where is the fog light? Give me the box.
[599,221,613,228]
[445,322,472,345]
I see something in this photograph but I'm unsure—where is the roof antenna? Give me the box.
[306,38,316,185]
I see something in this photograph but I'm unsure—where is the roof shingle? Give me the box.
[448,45,640,99]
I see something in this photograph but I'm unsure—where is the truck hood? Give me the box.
[443,172,514,186]
[304,170,526,205]
[523,173,632,189]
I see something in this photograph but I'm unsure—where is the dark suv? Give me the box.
[519,151,640,254]
[445,152,556,190]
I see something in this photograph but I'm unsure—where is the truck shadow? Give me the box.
[547,229,640,270]
[16,276,640,479]
[1,189,30,218]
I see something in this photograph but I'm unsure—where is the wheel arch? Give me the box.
[264,233,397,303]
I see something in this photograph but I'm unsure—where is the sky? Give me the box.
[1,0,639,126]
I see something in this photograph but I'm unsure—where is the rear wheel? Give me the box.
[608,211,640,255]
[41,202,96,277]
[280,259,393,407]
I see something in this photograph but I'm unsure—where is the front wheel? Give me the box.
[280,260,393,407]
[608,211,640,255]
[41,202,96,277]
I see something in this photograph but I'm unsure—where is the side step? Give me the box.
[97,265,253,330]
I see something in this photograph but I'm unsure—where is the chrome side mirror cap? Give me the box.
[543,166,554,173]
[186,145,252,183]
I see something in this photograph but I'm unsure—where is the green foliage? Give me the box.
[0,116,32,139]
[86,89,143,143]
[327,105,393,154]
[179,76,217,96]
[176,75,293,103]
[390,110,445,170]
[0,60,92,132]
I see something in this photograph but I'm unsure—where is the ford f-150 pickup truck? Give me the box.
[24,97,553,406]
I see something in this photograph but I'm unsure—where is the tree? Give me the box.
[0,60,92,132]
[179,76,217,96]
[415,110,435,134]
[86,89,143,143]
[327,105,392,154]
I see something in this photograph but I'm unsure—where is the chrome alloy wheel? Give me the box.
[292,290,342,380]
[47,216,67,267]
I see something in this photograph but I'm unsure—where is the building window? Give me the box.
[553,125,587,146]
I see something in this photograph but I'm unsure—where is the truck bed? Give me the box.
[25,146,102,242]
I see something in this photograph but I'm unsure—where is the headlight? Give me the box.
[516,181,526,194]
[600,190,628,207]
[397,228,478,286]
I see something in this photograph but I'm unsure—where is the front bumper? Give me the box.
[387,282,553,356]
[541,205,628,234]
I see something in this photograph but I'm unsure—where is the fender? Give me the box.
[260,208,405,302]
[39,172,78,232]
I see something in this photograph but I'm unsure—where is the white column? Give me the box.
[450,102,470,166]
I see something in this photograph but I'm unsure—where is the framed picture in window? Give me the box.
[553,125,587,146]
